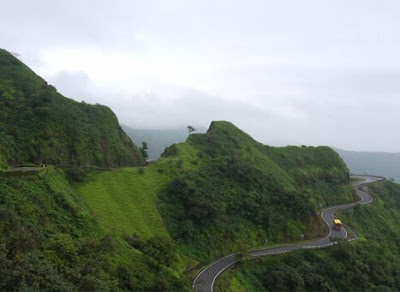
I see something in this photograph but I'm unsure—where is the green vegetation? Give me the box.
[0,49,144,168]
[71,120,353,286]
[220,179,400,291]
[340,180,400,244]
[0,53,356,292]
[0,114,354,290]
[159,121,352,261]
[0,169,190,290]
[121,124,207,160]
[75,167,171,238]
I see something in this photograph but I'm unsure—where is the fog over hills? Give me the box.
[4,1,400,153]
[121,123,400,182]
[121,125,206,160]
[334,148,400,182]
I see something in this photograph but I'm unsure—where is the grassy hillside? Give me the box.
[75,167,171,238]
[219,179,400,291]
[75,120,352,264]
[335,148,400,182]
[0,49,144,168]
[158,121,352,260]
[0,169,190,290]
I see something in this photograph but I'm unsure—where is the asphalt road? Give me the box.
[193,175,382,292]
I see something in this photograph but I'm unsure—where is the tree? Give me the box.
[142,236,178,270]
[187,126,196,136]
[140,141,148,159]
[234,239,249,264]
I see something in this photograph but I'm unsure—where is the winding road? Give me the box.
[193,175,383,292]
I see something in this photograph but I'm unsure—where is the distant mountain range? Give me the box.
[121,125,206,160]
[334,148,400,182]
[121,123,400,182]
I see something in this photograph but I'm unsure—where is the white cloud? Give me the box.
[2,0,400,151]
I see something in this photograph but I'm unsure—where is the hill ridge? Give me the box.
[0,48,144,168]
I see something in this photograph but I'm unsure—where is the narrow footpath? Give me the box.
[193,175,382,292]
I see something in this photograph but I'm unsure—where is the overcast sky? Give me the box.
[1,0,400,151]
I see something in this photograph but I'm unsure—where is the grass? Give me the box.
[75,166,171,239]
[0,168,193,290]
[227,276,247,292]
[337,181,400,243]
[74,141,201,240]
[74,163,201,284]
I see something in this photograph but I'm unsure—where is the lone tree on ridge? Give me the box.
[140,141,148,159]
[187,126,196,136]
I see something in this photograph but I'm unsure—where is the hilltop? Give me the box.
[157,121,352,258]
[0,49,144,168]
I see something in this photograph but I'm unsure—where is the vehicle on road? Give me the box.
[333,219,342,230]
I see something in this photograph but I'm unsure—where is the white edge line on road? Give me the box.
[321,208,333,241]
[302,242,337,249]
[321,177,374,243]
[206,204,341,292]
[210,261,236,292]
[192,253,234,287]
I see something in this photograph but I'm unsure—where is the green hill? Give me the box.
[0,117,353,289]
[0,49,144,168]
[219,179,400,291]
[74,120,352,265]
[157,121,352,259]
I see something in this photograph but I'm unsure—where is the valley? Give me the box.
[1,49,400,291]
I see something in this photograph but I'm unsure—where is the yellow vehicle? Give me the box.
[333,219,342,230]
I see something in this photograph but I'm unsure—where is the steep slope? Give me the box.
[76,167,171,238]
[158,121,352,259]
[75,120,352,268]
[335,147,400,182]
[0,169,189,291]
[220,179,400,291]
[0,49,144,168]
